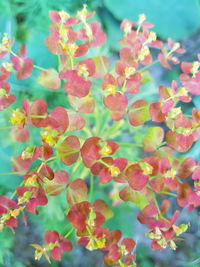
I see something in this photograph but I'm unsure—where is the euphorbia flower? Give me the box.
[44,230,72,261]
[40,106,69,146]
[32,230,72,262]
[90,157,128,184]
[60,70,92,98]
[81,137,119,168]
[10,99,48,142]
[0,33,12,59]
[104,237,136,266]
[49,10,79,26]
[158,39,185,69]
[17,185,48,214]
[180,56,200,95]
[11,45,33,80]
[67,179,113,234]
[78,21,106,48]
[102,73,128,111]
[0,80,16,111]
[115,61,141,94]
[0,196,20,232]
[67,200,113,235]
[166,129,198,153]
[77,226,108,251]
[45,21,77,55]
[138,201,187,251]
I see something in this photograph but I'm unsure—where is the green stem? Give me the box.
[100,56,107,73]
[160,191,177,197]
[153,193,161,213]
[45,156,58,163]
[33,65,47,72]
[59,150,80,158]
[29,114,47,118]
[37,162,44,173]
[68,160,83,183]
[0,171,26,176]
[47,185,66,195]
[158,141,167,149]
[157,149,182,162]
[153,194,170,223]
[89,175,94,203]
[118,142,142,148]
[138,59,159,72]
[9,49,18,57]
[64,227,74,238]
[121,79,127,92]
[99,159,110,169]
[69,57,74,70]
[0,126,14,130]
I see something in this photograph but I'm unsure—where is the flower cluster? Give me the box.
[0,4,200,266]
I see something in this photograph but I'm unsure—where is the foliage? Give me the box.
[0,3,200,267]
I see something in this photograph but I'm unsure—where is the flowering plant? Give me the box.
[0,5,200,266]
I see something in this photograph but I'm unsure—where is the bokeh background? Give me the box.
[0,0,200,266]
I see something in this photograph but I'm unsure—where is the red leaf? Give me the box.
[58,135,80,165]
[128,100,150,126]
[126,164,148,191]
[67,179,88,205]
[38,68,61,90]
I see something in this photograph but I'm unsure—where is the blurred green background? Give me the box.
[0,0,200,266]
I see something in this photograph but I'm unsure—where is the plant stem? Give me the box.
[0,171,26,176]
[160,191,177,197]
[29,114,47,118]
[100,56,107,73]
[9,49,18,57]
[47,185,66,195]
[89,175,94,203]
[118,142,142,148]
[0,126,14,130]
[138,59,159,72]
[69,57,74,70]
[64,227,74,238]
[99,159,111,168]
[33,65,47,72]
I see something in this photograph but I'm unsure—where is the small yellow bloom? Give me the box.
[10,108,26,125]
[99,144,112,155]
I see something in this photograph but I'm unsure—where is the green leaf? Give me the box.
[119,186,149,209]
[104,0,200,40]
[142,126,164,152]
